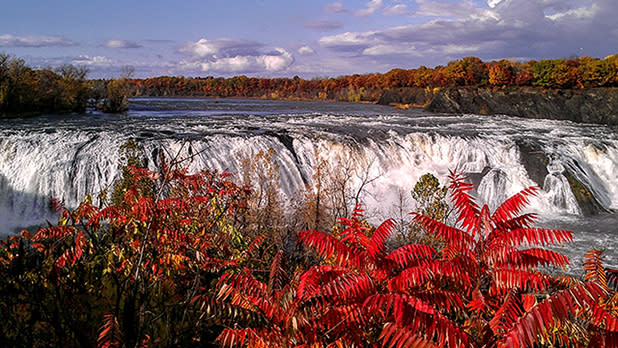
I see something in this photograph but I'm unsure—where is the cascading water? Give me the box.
[1,98,617,264]
[542,159,582,215]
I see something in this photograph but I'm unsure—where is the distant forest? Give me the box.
[2,53,618,115]
[127,55,618,102]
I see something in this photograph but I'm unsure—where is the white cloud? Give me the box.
[298,46,316,55]
[0,34,76,47]
[71,55,113,66]
[487,0,503,8]
[195,56,252,73]
[181,38,293,74]
[187,39,219,57]
[258,48,294,71]
[355,0,384,17]
[443,44,481,55]
[182,38,263,58]
[363,44,419,56]
[106,39,142,49]
[319,31,377,49]
[324,0,383,17]
[325,2,347,14]
[384,4,409,16]
[545,3,599,21]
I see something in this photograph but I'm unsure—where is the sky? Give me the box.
[1,0,617,79]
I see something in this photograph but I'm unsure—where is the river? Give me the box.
[1,98,616,269]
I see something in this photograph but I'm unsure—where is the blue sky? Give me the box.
[1,0,616,78]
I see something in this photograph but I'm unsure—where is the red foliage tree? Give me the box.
[411,171,606,347]
[0,152,254,347]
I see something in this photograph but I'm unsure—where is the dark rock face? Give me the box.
[378,86,617,214]
[563,171,604,215]
[425,87,618,126]
[516,140,550,188]
[377,87,433,106]
[516,139,605,215]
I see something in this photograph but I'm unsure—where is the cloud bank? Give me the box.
[181,38,293,74]
[0,34,76,47]
[318,0,618,68]
[106,39,142,49]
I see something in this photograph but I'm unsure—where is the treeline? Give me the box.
[0,54,90,115]
[130,55,618,102]
[3,53,618,116]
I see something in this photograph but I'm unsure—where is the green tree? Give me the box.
[532,59,561,87]
[396,173,450,247]
[578,56,606,87]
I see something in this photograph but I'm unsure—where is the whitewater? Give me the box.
[1,98,616,267]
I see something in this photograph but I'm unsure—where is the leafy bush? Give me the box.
[1,165,616,348]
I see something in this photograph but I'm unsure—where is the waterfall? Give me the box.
[542,159,582,215]
[1,100,617,235]
[478,169,510,212]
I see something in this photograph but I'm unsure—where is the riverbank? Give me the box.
[377,86,618,126]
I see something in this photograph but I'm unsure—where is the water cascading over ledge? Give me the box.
[0,98,616,237]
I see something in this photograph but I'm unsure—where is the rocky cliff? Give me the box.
[378,86,616,214]
[378,86,618,126]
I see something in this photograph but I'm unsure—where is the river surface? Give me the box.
[1,98,616,269]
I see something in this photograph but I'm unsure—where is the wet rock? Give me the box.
[377,87,433,106]
[516,140,549,188]
[425,87,618,126]
[563,166,606,216]
[516,140,604,215]
[466,166,492,189]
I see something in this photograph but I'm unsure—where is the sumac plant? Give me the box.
[0,157,254,348]
[214,171,616,348]
[1,166,616,348]
[410,171,613,347]
[211,207,442,347]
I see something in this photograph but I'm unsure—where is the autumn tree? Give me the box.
[446,57,489,86]
[552,59,581,88]
[489,60,515,86]
[0,54,90,116]
[411,171,584,347]
[102,66,134,113]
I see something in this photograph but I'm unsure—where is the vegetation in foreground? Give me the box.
[1,146,617,348]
